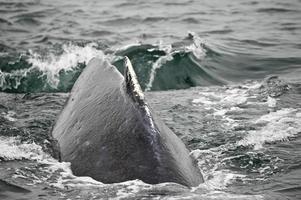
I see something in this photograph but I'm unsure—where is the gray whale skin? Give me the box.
[52,56,204,187]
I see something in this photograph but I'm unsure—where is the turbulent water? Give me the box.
[0,0,301,199]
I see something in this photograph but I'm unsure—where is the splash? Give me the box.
[186,31,207,60]
[27,43,104,88]
[0,43,104,92]
[0,136,47,161]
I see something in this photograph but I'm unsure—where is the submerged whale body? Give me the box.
[52,56,203,187]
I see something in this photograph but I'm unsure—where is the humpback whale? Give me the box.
[52,56,203,187]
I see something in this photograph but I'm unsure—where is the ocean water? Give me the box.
[0,0,301,199]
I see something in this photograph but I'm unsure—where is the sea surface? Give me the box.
[0,0,301,199]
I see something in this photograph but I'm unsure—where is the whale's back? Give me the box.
[52,57,203,186]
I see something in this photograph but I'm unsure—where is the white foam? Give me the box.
[191,82,286,133]
[186,31,206,59]
[192,85,252,130]
[267,96,277,107]
[36,157,104,189]
[189,82,301,193]
[3,111,17,122]
[188,167,263,200]
[222,88,248,105]
[192,96,215,105]
[0,43,105,91]
[27,43,104,88]
[192,86,249,107]
[115,180,151,200]
[205,170,247,189]
[0,68,27,90]
[0,135,104,188]
[182,190,263,200]
[145,44,173,91]
[0,71,6,89]
[237,108,301,149]
[0,136,47,161]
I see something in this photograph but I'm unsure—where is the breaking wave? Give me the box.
[2,32,299,93]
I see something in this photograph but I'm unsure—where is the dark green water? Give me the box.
[0,0,301,199]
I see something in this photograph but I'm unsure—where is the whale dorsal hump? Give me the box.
[124,56,146,106]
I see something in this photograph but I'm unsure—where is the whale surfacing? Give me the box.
[52,56,203,187]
